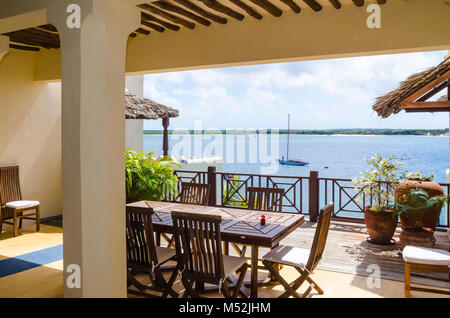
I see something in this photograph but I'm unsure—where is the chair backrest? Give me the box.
[126,206,158,270]
[171,211,224,283]
[306,202,333,270]
[247,187,284,212]
[0,166,22,206]
[180,182,211,206]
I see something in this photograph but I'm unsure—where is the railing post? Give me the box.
[309,170,319,222]
[207,166,217,206]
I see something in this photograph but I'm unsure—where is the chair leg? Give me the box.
[221,280,232,298]
[263,260,301,298]
[35,206,40,232]
[0,215,3,233]
[155,269,178,298]
[278,266,310,298]
[405,263,411,298]
[232,264,248,298]
[13,211,18,237]
[19,218,23,229]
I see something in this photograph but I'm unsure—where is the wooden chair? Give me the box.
[159,182,212,248]
[126,206,179,298]
[247,187,284,212]
[0,166,40,237]
[261,202,334,298]
[171,211,248,298]
[403,244,450,297]
[228,187,285,258]
[179,182,211,206]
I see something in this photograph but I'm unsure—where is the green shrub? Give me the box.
[125,150,180,203]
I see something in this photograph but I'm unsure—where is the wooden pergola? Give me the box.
[373,55,450,117]
[125,90,179,156]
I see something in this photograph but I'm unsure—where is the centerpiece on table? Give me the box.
[352,154,405,245]
[125,150,180,203]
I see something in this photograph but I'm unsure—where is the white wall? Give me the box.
[0,48,62,220]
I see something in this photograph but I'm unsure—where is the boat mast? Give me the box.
[287,113,290,160]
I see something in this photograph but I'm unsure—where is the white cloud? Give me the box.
[143,50,448,130]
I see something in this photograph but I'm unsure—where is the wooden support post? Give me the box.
[309,170,319,222]
[207,166,217,206]
[162,117,169,157]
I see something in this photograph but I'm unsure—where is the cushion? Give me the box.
[262,245,310,267]
[5,200,40,209]
[155,246,176,264]
[402,245,450,266]
[223,255,247,277]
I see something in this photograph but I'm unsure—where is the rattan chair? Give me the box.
[262,202,334,298]
[0,166,40,237]
[171,211,248,298]
[126,206,179,298]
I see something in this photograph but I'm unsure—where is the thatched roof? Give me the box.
[125,89,179,120]
[373,56,450,118]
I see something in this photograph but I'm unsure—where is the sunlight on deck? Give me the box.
[0,223,447,298]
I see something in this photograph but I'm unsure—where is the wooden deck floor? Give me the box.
[274,220,449,288]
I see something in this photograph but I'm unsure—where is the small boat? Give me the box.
[279,114,308,166]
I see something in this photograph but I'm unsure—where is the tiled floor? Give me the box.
[0,222,448,298]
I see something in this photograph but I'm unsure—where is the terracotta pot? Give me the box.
[364,207,398,244]
[395,179,443,231]
[399,227,435,249]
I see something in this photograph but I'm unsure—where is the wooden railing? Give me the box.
[170,168,450,229]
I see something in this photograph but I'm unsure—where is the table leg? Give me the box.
[251,245,258,298]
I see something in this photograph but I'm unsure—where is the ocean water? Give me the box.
[144,134,449,225]
[144,134,449,182]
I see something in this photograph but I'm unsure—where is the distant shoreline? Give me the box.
[144,129,449,137]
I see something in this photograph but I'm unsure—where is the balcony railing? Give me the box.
[170,168,450,229]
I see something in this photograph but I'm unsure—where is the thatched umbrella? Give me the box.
[372,55,450,118]
[125,89,179,156]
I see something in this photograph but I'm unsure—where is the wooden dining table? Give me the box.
[126,200,305,298]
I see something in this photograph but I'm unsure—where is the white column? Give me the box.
[47,0,140,297]
[0,35,9,62]
[125,75,144,152]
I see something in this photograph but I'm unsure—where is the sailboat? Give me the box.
[279,114,309,166]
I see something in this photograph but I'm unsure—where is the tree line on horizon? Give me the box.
[143,128,449,136]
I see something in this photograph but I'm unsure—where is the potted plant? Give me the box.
[395,173,443,231]
[392,188,449,248]
[125,150,180,203]
[353,154,405,245]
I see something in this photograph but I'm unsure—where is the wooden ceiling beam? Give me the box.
[403,71,450,103]
[401,101,450,113]
[141,19,165,32]
[200,0,245,21]
[280,0,301,14]
[352,0,364,7]
[10,43,40,51]
[37,24,58,33]
[139,3,195,29]
[229,0,263,20]
[5,30,59,49]
[328,0,341,9]
[416,80,448,102]
[173,0,228,24]
[141,11,181,31]
[136,27,151,35]
[248,0,282,17]
[303,0,322,12]
[152,1,211,26]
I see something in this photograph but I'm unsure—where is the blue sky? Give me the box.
[143,50,449,131]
